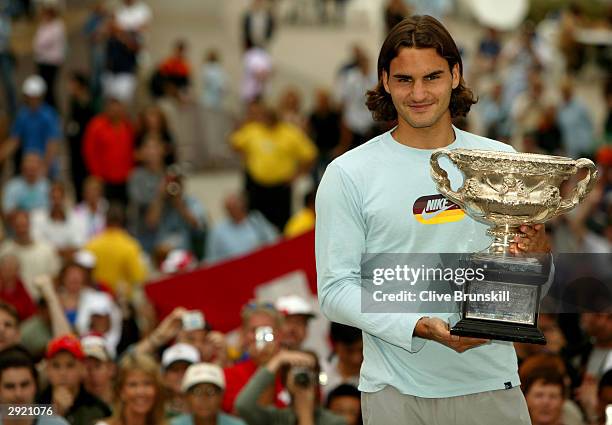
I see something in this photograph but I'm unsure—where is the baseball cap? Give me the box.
[162,343,200,369]
[81,335,112,362]
[22,75,47,97]
[275,295,315,318]
[181,363,225,392]
[46,335,85,360]
[74,250,96,269]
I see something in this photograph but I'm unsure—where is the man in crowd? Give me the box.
[37,335,111,425]
[275,295,315,351]
[173,363,246,425]
[326,384,362,425]
[162,343,201,417]
[321,322,362,400]
[2,153,50,220]
[0,346,69,425]
[0,210,61,299]
[0,302,21,352]
[81,335,115,406]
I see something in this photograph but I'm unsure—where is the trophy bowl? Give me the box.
[430,149,598,255]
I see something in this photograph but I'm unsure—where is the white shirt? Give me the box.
[339,68,377,135]
[31,209,87,249]
[241,47,272,101]
[33,19,66,65]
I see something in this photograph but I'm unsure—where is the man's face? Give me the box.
[328,395,361,425]
[525,380,564,425]
[162,361,191,394]
[177,329,207,360]
[336,340,363,372]
[279,315,308,350]
[46,352,83,392]
[186,383,222,421]
[383,47,459,130]
[83,358,114,396]
[0,309,20,351]
[12,212,30,242]
[243,312,280,361]
[0,367,36,405]
[21,154,42,183]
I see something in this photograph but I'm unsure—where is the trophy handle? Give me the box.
[556,158,599,215]
[430,148,464,207]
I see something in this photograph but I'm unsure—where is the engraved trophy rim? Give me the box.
[449,149,576,166]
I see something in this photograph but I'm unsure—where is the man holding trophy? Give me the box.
[315,15,597,425]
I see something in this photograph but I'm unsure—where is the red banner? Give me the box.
[144,231,317,332]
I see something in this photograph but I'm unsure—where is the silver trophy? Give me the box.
[430,149,598,343]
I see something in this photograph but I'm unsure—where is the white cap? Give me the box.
[181,363,225,392]
[275,295,315,318]
[162,343,200,369]
[74,250,96,269]
[87,293,114,316]
[22,75,47,97]
[81,335,112,361]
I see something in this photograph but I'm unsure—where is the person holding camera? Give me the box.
[235,350,345,425]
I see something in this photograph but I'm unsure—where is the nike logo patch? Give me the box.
[413,194,465,225]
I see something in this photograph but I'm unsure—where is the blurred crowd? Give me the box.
[0,0,610,424]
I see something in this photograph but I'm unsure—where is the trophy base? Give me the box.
[451,319,546,345]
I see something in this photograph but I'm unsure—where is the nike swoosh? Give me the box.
[420,204,453,220]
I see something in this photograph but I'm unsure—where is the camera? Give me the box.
[166,164,184,196]
[182,311,205,331]
[291,366,316,388]
[254,326,274,350]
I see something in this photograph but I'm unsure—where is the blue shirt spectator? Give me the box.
[206,194,278,263]
[2,153,50,216]
[557,80,594,157]
[11,102,62,157]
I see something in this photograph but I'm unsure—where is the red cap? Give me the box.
[46,335,85,360]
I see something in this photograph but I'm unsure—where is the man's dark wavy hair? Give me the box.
[366,15,477,122]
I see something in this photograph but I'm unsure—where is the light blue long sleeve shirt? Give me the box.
[315,127,523,398]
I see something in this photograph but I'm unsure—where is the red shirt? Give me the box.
[83,115,134,184]
[0,279,36,320]
[222,359,288,414]
[159,57,190,78]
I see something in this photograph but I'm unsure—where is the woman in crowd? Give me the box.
[135,105,176,165]
[96,353,168,425]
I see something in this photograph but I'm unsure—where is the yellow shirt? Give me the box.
[284,208,315,238]
[231,122,318,186]
[85,228,147,297]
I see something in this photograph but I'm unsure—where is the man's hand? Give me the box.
[414,317,489,353]
[511,224,551,254]
[52,386,75,417]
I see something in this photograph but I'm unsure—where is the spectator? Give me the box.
[235,349,345,425]
[95,353,166,425]
[321,323,362,400]
[231,106,317,230]
[162,343,201,418]
[284,190,316,238]
[73,176,108,240]
[0,210,61,299]
[0,76,62,177]
[0,255,36,321]
[31,181,87,259]
[580,313,612,380]
[85,203,147,299]
[0,302,21,351]
[2,153,50,220]
[527,105,562,155]
[222,302,284,413]
[33,1,66,108]
[157,39,191,95]
[83,0,109,103]
[175,313,228,367]
[278,86,307,130]
[115,0,152,33]
[37,335,112,424]
[66,72,95,202]
[0,346,70,425]
[172,363,246,425]
[521,366,567,425]
[309,88,344,184]
[241,46,273,102]
[326,384,362,425]
[476,82,511,142]
[0,2,17,118]
[242,0,275,50]
[206,192,278,263]
[474,27,502,74]
[83,97,135,204]
[337,49,377,149]
[134,105,176,165]
[557,78,595,158]
[200,49,226,110]
[81,335,115,406]
[103,18,140,104]
[384,0,409,34]
[275,295,316,350]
